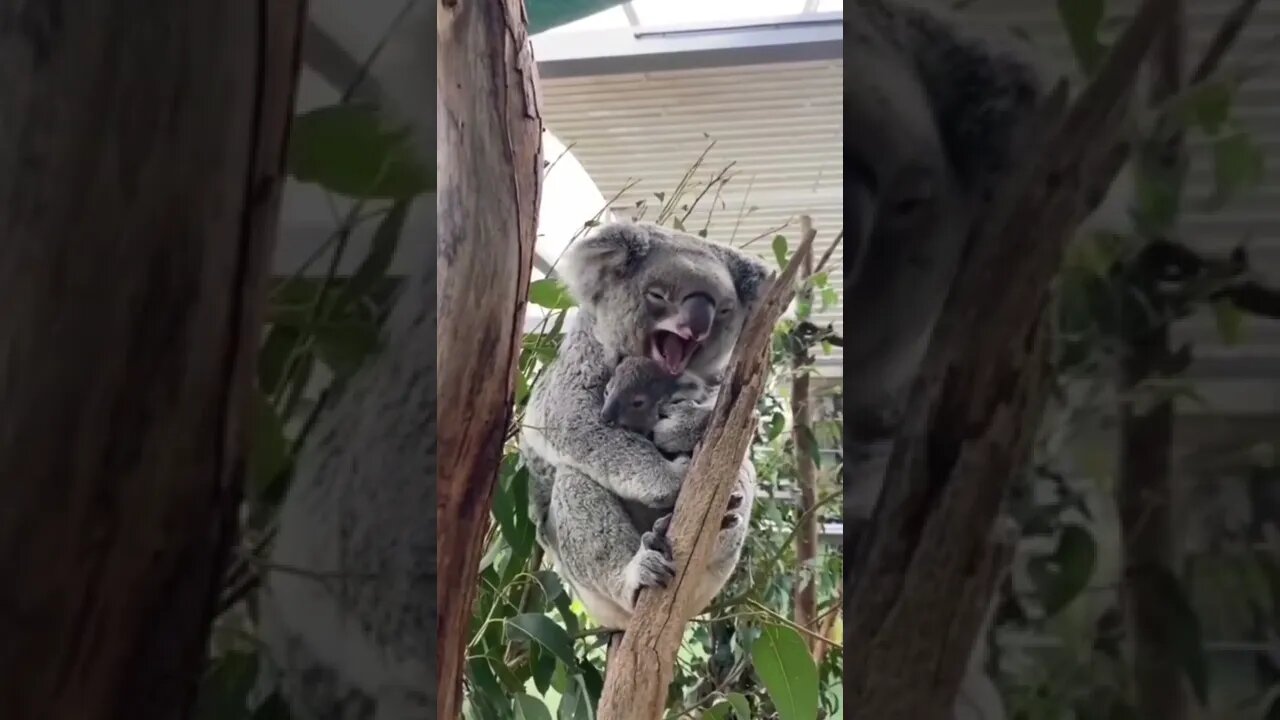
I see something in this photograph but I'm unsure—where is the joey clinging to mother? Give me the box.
[843,0,1044,525]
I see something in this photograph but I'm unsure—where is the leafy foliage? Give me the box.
[990,4,1280,718]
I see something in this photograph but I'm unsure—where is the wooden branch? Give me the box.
[790,217,821,652]
[0,0,304,716]
[844,1,1179,717]
[596,232,816,719]
[1190,0,1263,83]
[437,0,543,717]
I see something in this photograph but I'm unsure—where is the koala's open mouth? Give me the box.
[651,331,699,375]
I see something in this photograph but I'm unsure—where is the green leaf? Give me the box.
[1057,0,1108,75]
[467,657,511,719]
[506,613,578,667]
[1210,132,1266,208]
[704,703,733,720]
[820,287,838,310]
[1211,298,1246,346]
[532,644,555,695]
[1181,79,1235,134]
[767,412,786,441]
[312,320,381,377]
[288,102,432,199]
[772,235,789,268]
[514,694,554,720]
[247,386,289,499]
[726,692,752,720]
[336,200,409,313]
[528,278,577,310]
[1027,524,1096,617]
[750,623,818,720]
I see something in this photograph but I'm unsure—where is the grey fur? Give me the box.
[601,356,710,448]
[522,222,768,629]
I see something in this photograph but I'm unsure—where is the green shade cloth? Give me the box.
[528,0,627,34]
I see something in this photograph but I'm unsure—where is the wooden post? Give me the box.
[0,0,304,716]
[436,0,543,717]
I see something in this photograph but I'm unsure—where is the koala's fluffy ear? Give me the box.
[558,222,654,304]
[881,0,1044,202]
[709,244,772,313]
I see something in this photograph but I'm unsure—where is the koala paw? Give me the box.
[668,455,691,475]
[726,490,744,512]
[625,526,677,607]
[720,512,743,531]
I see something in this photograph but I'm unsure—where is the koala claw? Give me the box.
[727,490,744,511]
[720,512,743,531]
[642,514,673,559]
[626,539,676,607]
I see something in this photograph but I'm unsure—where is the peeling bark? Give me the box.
[436,0,543,717]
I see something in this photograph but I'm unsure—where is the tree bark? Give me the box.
[0,1,304,717]
[1120,4,1187,717]
[844,1,1178,716]
[791,217,820,649]
[436,0,543,718]
[595,233,815,720]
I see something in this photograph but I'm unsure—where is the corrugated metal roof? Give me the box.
[541,59,845,374]
[540,0,1280,385]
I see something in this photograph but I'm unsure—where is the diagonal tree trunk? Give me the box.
[0,0,304,717]
[436,0,543,717]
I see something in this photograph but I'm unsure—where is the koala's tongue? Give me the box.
[656,333,690,375]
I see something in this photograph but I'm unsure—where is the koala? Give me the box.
[843,0,1045,536]
[521,221,770,630]
[601,355,712,457]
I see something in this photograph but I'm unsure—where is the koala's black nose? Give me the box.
[680,294,715,341]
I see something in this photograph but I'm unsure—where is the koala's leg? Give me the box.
[550,467,675,630]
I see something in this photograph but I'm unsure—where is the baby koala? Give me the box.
[601,353,706,430]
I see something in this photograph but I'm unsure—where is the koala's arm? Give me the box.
[528,354,684,508]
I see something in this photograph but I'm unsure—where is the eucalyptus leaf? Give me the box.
[772,235,790,268]
[336,200,410,314]
[750,623,818,720]
[288,102,432,199]
[515,694,554,720]
[1027,524,1096,617]
[1057,0,1107,75]
[1210,132,1265,208]
[529,278,577,310]
[247,386,289,500]
[506,613,578,667]
[312,320,381,377]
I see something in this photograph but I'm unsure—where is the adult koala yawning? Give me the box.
[521,222,770,630]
